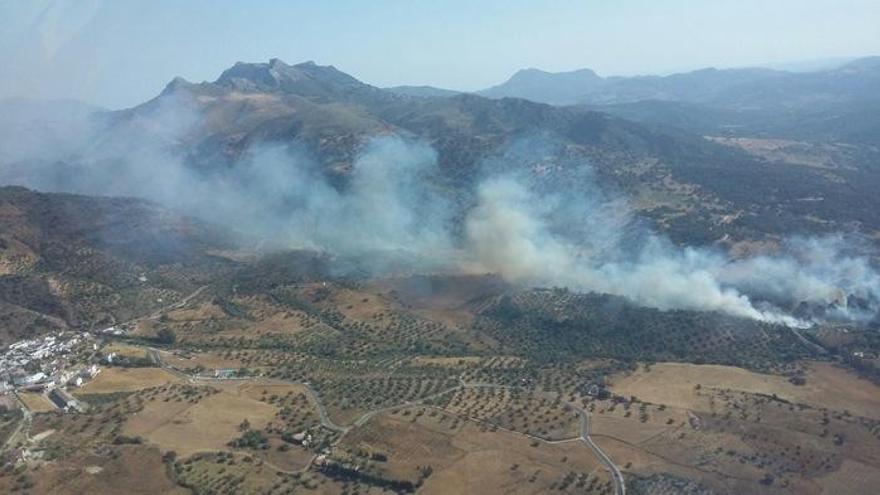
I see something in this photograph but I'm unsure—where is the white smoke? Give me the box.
[463,170,879,327]
[1,97,878,327]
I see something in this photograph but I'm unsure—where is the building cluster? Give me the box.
[0,332,99,397]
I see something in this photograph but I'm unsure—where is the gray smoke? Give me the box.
[464,175,879,326]
[1,98,878,327]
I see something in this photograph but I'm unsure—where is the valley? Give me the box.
[1,33,879,495]
[2,241,879,494]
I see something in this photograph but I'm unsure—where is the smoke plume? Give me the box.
[1,99,878,327]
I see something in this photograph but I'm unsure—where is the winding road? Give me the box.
[139,290,627,495]
[151,350,627,495]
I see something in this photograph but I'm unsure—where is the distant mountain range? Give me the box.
[3,57,880,251]
[384,56,879,106]
[476,57,880,106]
[382,56,880,145]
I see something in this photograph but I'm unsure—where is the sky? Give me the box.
[1,0,879,109]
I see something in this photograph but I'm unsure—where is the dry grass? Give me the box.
[816,459,880,495]
[239,382,309,401]
[18,391,56,412]
[76,367,181,394]
[0,445,185,495]
[166,302,227,321]
[411,356,484,367]
[123,384,277,456]
[590,414,680,445]
[162,350,249,370]
[102,342,150,359]
[343,408,611,493]
[611,361,880,418]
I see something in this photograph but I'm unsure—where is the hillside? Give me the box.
[0,186,237,344]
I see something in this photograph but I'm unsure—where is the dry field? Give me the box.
[308,284,394,322]
[102,341,151,359]
[707,136,850,170]
[166,301,228,321]
[816,459,880,495]
[0,445,185,495]
[595,361,880,494]
[411,355,485,367]
[174,451,287,494]
[342,408,613,494]
[123,383,278,456]
[161,349,252,371]
[372,274,509,330]
[610,361,880,418]
[589,434,806,494]
[440,387,582,441]
[18,391,57,412]
[76,367,181,394]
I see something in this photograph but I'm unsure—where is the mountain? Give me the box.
[477,65,783,106]
[6,58,880,252]
[384,85,461,98]
[140,60,880,242]
[475,57,880,147]
[211,58,387,102]
[478,57,880,108]
[478,67,604,105]
[590,58,880,146]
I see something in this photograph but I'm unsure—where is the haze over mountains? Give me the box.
[477,57,880,106]
[4,2,880,492]
[1,56,880,328]
[2,56,880,495]
[387,56,880,146]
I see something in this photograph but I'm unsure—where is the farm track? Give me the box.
[136,284,626,494]
[1,393,32,454]
[151,346,626,494]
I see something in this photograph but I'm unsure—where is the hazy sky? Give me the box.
[2,0,879,109]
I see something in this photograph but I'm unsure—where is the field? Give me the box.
[18,391,56,412]
[610,361,880,418]
[816,459,880,495]
[76,367,181,394]
[6,273,880,494]
[0,444,186,495]
[102,341,151,360]
[590,361,880,494]
[340,408,614,494]
[436,387,582,441]
[122,384,277,456]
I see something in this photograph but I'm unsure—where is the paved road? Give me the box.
[300,383,350,433]
[181,367,627,495]
[441,382,626,494]
[147,285,209,320]
[570,403,626,495]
